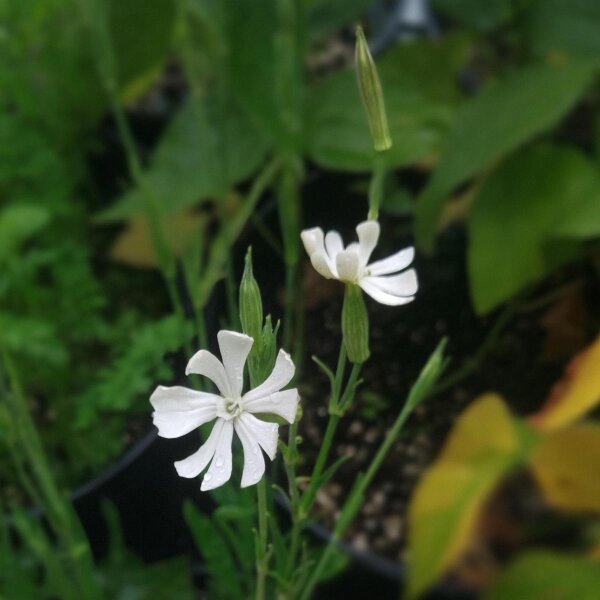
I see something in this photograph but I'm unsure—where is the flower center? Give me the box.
[223,398,243,419]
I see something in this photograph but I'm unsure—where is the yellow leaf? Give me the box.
[407,394,522,598]
[110,210,207,268]
[530,334,600,431]
[529,423,600,512]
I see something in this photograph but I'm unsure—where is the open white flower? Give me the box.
[301,220,417,306]
[150,330,299,491]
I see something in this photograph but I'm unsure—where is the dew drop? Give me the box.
[271,393,280,404]
[204,473,212,481]
[271,424,278,432]
[216,456,224,467]
[252,447,259,455]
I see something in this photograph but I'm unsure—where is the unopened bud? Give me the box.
[342,283,370,363]
[355,25,392,152]
[239,247,263,342]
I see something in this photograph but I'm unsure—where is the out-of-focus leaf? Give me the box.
[415,62,594,252]
[530,334,600,431]
[0,312,68,367]
[0,205,50,263]
[407,393,526,599]
[97,97,268,222]
[526,0,600,61]
[306,0,372,40]
[108,0,176,98]
[100,502,196,600]
[110,210,207,268]
[485,551,600,600]
[529,423,600,512]
[432,0,514,31]
[306,34,470,171]
[75,315,193,426]
[468,145,600,314]
[184,501,246,600]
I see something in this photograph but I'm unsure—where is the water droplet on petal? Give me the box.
[252,446,258,455]
[216,456,224,467]
[272,424,278,432]
[271,393,280,404]
[204,473,212,481]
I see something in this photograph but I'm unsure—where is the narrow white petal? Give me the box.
[237,412,278,460]
[300,227,325,255]
[243,388,299,424]
[336,248,360,281]
[356,220,380,268]
[150,386,218,438]
[324,231,344,261]
[367,247,415,276]
[310,250,337,279]
[234,417,266,488]
[201,420,234,491]
[362,269,418,297]
[360,278,415,306]
[217,330,253,398]
[185,349,232,397]
[242,349,295,402]
[174,418,225,477]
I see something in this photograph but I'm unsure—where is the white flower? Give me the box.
[150,330,299,491]
[301,220,418,306]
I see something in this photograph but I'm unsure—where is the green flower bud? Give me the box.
[239,247,263,343]
[355,25,392,152]
[342,283,370,364]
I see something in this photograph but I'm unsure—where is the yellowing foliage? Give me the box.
[529,423,600,512]
[407,394,522,598]
[531,334,600,431]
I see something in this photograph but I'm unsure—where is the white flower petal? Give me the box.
[150,386,218,438]
[217,330,253,398]
[243,388,299,424]
[300,227,324,255]
[185,349,232,397]
[336,248,360,281]
[202,420,234,491]
[362,269,418,297]
[310,250,337,279]
[360,278,415,306]
[356,220,380,268]
[324,230,344,261]
[367,246,415,276]
[242,349,295,402]
[237,412,278,460]
[234,417,266,488]
[174,418,227,478]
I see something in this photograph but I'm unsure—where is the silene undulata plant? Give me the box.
[149,27,448,600]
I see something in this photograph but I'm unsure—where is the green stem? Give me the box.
[255,479,269,600]
[367,154,386,221]
[432,302,515,395]
[0,348,101,600]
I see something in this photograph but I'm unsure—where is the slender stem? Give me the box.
[299,392,419,600]
[0,348,101,599]
[367,154,386,221]
[255,479,269,600]
[432,302,515,395]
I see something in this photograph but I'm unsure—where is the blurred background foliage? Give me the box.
[1,0,600,597]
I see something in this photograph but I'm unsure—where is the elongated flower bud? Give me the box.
[342,283,370,363]
[239,247,263,343]
[355,25,392,152]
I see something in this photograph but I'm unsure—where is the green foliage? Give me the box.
[100,503,196,600]
[305,0,373,40]
[432,0,514,31]
[415,62,594,251]
[97,96,269,221]
[525,0,600,61]
[468,144,600,314]
[485,551,600,600]
[306,34,471,171]
[0,205,50,263]
[185,499,254,600]
[76,316,194,426]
